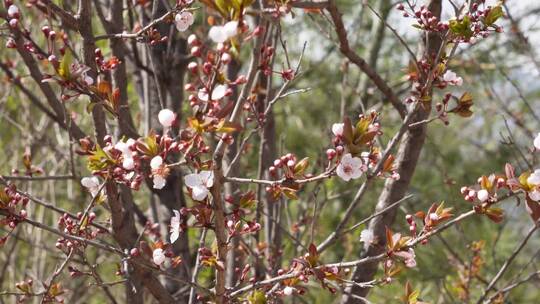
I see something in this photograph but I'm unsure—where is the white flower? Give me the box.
[81,176,100,197]
[7,5,19,18]
[477,189,489,202]
[332,123,344,137]
[185,171,214,201]
[123,157,135,170]
[174,11,194,32]
[150,155,163,170]
[158,109,176,128]
[336,153,363,181]
[529,190,540,202]
[429,213,439,221]
[534,133,540,151]
[443,70,463,86]
[359,229,375,244]
[208,21,238,43]
[198,84,227,101]
[170,210,182,244]
[283,286,294,296]
[153,248,166,265]
[527,169,540,186]
[153,175,166,190]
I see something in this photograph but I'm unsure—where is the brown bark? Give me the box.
[340,1,442,302]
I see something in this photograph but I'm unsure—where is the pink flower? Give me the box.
[336,153,363,181]
[443,70,463,86]
[527,169,540,186]
[394,248,416,268]
[174,11,194,32]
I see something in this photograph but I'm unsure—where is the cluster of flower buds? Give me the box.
[55,212,106,252]
[94,48,121,72]
[397,3,447,32]
[268,153,308,179]
[0,184,29,235]
[405,214,418,238]
[226,212,261,237]
[6,1,20,28]
[460,174,505,204]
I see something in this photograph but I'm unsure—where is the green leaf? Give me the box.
[484,5,503,27]
[58,49,72,79]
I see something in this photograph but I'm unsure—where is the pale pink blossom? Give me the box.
[527,169,540,186]
[185,171,214,201]
[81,176,100,197]
[174,11,194,32]
[336,153,363,181]
[359,229,375,244]
[443,70,463,86]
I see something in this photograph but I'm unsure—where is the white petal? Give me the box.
[152,248,166,265]
[209,26,227,43]
[443,70,456,82]
[530,190,540,201]
[175,12,194,32]
[527,170,540,186]
[283,286,294,296]
[477,189,489,202]
[158,109,175,128]
[332,123,344,136]
[7,5,19,17]
[211,85,227,100]
[184,173,203,188]
[336,163,351,181]
[150,156,163,169]
[223,21,238,38]
[199,171,214,188]
[191,186,209,201]
[153,175,166,189]
[197,89,209,102]
[81,176,99,188]
[534,133,540,150]
[123,157,135,170]
[349,167,363,180]
[170,229,180,244]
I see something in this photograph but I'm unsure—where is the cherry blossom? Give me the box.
[115,139,135,170]
[158,109,176,128]
[7,5,19,18]
[530,190,540,202]
[174,11,194,32]
[150,156,166,189]
[394,248,417,268]
[534,132,540,151]
[360,229,375,244]
[477,189,489,202]
[443,70,463,86]
[81,176,100,197]
[336,153,364,181]
[198,85,227,101]
[283,286,294,296]
[170,210,182,244]
[527,169,540,186]
[153,248,166,266]
[332,123,344,137]
[208,21,238,43]
[185,171,214,201]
